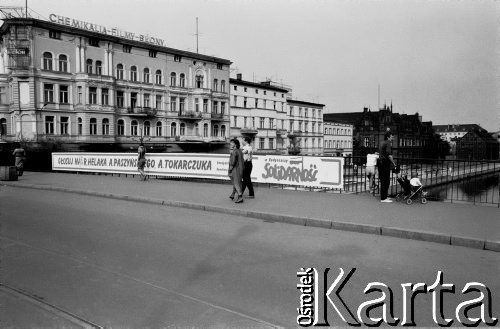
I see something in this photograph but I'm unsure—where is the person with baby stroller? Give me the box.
[406,172,428,204]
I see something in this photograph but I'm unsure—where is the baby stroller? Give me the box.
[406,185,428,205]
[395,175,412,202]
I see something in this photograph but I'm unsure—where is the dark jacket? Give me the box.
[228,148,244,179]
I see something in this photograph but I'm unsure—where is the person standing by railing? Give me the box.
[366,151,379,194]
[379,131,396,203]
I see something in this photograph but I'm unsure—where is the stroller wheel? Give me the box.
[421,198,427,204]
[406,199,413,205]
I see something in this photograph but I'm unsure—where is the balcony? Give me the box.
[178,111,202,121]
[128,107,157,117]
[276,129,288,136]
[210,112,225,120]
[287,130,302,138]
[240,126,258,135]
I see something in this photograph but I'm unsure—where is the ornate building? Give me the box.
[0,12,231,152]
[323,122,353,157]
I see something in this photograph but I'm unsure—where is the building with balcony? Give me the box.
[286,99,324,155]
[229,74,290,154]
[323,122,353,157]
[0,11,231,152]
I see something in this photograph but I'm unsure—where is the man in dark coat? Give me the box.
[228,138,244,203]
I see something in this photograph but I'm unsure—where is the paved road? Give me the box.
[1,187,499,327]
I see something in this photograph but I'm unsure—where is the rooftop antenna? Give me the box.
[195,17,199,53]
[25,0,27,18]
[378,84,380,110]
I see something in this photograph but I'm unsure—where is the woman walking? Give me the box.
[228,138,244,203]
[137,143,147,181]
[12,143,26,177]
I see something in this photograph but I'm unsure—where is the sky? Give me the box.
[3,0,499,131]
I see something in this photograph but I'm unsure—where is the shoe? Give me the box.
[381,199,393,203]
[246,195,255,199]
[234,196,243,203]
[229,194,235,200]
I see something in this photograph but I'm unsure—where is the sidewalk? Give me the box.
[2,171,499,252]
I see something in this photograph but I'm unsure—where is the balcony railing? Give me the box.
[240,126,258,134]
[128,107,157,117]
[178,111,202,120]
[210,112,225,120]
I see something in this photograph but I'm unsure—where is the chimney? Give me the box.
[236,73,242,80]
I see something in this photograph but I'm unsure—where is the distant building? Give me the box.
[434,124,482,142]
[323,104,435,159]
[229,74,289,154]
[286,99,324,155]
[455,127,499,160]
[323,122,353,157]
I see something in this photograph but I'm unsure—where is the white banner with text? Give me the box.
[52,153,344,189]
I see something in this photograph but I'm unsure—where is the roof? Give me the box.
[0,17,232,65]
[229,78,289,93]
[433,124,481,133]
[286,99,325,108]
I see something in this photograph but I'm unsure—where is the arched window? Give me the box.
[78,117,83,135]
[170,72,176,86]
[180,122,185,136]
[95,61,102,75]
[130,66,137,81]
[144,121,151,136]
[212,124,219,136]
[86,59,93,74]
[58,54,68,72]
[102,118,109,135]
[116,64,124,79]
[0,118,7,136]
[179,73,185,87]
[221,125,226,137]
[156,121,162,136]
[43,52,53,70]
[155,70,162,84]
[117,119,125,136]
[131,120,138,136]
[203,123,208,137]
[195,74,204,88]
[143,68,150,83]
[89,118,97,135]
[170,122,177,136]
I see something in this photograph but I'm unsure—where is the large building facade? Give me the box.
[287,99,324,155]
[0,13,231,152]
[323,122,353,157]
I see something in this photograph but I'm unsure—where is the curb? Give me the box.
[3,182,498,253]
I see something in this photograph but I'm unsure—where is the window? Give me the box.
[195,98,200,112]
[212,125,219,137]
[43,52,53,70]
[116,64,124,79]
[221,102,226,114]
[174,55,182,62]
[102,118,110,135]
[78,117,83,135]
[155,95,162,110]
[58,54,68,72]
[170,97,177,112]
[179,98,186,113]
[255,99,258,108]
[45,116,54,134]
[179,73,185,87]
[234,86,237,91]
[116,91,124,108]
[180,122,186,136]
[264,91,267,95]
[156,122,162,136]
[86,59,93,74]
[142,68,150,83]
[130,66,137,81]
[123,45,131,53]
[213,101,218,114]
[194,123,199,136]
[144,121,151,136]
[217,63,223,69]
[155,70,162,84]
[89,118,97,135]
[260,117,265,129]
[244,117,247,127]
[252,117,255,128]
[269,138,274,150]
[60,117,69,135]
[244,87,247,92]
[44,84,54,103]
[130,92,137,109]
[49,30,61,39]
[89,87,97,104]
[233,95,237,106]
[255,89,259,94]
[88,38,100,47]
[59,85,69,104]
[233,116,237,127]
[221,80,226,92]
[101,88,109,105]
[259,138,265,150]
[364,137,370,147]
[203,123,208,137]
[203,99,208,112]
[170,72,176,86]
[131,120,138,136]
[117,119,125,136]
[305,109,308,117]
[149,50,157,58]
[243,97,247,108]
[270,118,274,129]
[144,94,150,108]
[170,122,177,136]
[95,61,102,75]
[213,79,218,91]
[0,118,7,136]
[273,101,276,110]
[0,87,6,104]
[195,75,204,88]
[221,125,226,137]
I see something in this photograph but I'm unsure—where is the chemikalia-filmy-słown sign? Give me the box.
[297,268,497,327]
[52,153,344,189]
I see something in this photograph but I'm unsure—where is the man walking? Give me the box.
[241,137,255,198]
[378,131,396,202]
